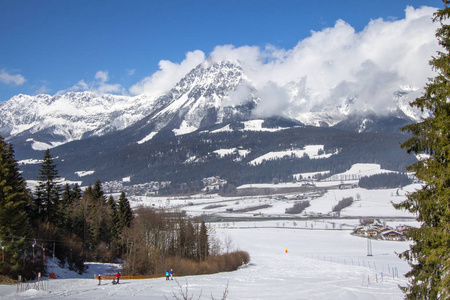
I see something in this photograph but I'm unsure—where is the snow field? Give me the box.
[0,226,411,299]
[2,163,419,299]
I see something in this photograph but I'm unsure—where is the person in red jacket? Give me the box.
[115,272,121,284]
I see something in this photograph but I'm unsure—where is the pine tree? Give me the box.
[107,195,119,240]
[0,136,34,278]
[91,180,106,205]
[33,149,61,223]
[72,183,82,200]
[198,220,209,261]
[394,2,450,298]
[177,219,186,258]
[117,192,132,231]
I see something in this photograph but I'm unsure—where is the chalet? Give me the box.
[382,230,404,241]
[339,184,354,190]
[354,227,366,235]
[365,228,378,238]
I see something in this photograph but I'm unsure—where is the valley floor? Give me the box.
[0,224,412,300]
[1,177,418,299]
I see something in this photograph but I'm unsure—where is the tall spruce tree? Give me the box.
[34,149,61,223]
[198,220,209,261]
[107,195,119,240]
[0,136,33,278]
[117,192,132,231]
[394,1,450,298]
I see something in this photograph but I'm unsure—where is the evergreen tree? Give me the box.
[107,195,119,240]
[57,184,74,230]
[0,136,34,278]
[185,220,196,260]
[117,192,132,231]
[91,180,106,205]
[34,149,61,223]
[394,2,450,298]
[72,183,82,200]
[177,219,186,258]
[198,220,209,261]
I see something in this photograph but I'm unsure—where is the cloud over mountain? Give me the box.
[129,50,206,97]
[129,6,438,119]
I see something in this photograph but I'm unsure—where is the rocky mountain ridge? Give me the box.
[0,60,421,185]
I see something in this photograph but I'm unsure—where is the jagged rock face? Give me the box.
[0,60,422,154]
[144,61,258,136]
[0,92,157,149]
[0,61,259,150]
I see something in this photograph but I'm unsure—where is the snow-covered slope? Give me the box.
[134,61,258,140]
[0,58,423,154]
[0,92,158,150]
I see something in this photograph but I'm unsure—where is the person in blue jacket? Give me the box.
[165,270,170,280]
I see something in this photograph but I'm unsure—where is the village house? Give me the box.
[382,230,405,241]
[352,223,413,241]
[365,228,378,238]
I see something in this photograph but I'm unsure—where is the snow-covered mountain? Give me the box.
[132,61,258,142]
[0,59,422,157]
[0,92,158,150]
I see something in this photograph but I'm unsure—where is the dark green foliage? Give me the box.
[33,149,61,223]
[21,122,415,187]
[332,197,354,213]
[198,221,209,261]
[117,192,132,231]
[0,137,137,278]
[285,201,310,214]
[0,136,35,279]
[107,195,119,240]
[358,173,412,189]
[394,2,450,298]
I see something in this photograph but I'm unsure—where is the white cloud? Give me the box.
[58,70,124,95]
[126,68,136,76]
[95,70,109,82]
[205,6,440,118]
[35,85,51,95]
[52,5,439,121]
[129,50,206,97]
[0,69,26,85]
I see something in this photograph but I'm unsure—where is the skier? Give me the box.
[170,269,174,280]
[98,274,102,285]
[165,270,170,280]
[115,272,121,284]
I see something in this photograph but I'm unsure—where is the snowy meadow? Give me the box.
[0,164,418,299]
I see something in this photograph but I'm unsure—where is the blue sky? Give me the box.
[0,0,443,102]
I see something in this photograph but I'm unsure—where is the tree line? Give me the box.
[0,136,248,281]
[121,207,249,276]
[358,173,412,189]
[0,137,133,280]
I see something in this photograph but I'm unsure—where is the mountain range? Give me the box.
[0,60,420,186]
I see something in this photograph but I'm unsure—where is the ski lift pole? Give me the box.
[32,240,36,258]
[52,242,55,273]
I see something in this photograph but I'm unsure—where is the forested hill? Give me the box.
[19,123,416,186]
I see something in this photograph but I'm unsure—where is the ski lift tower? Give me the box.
[367,238,373,256]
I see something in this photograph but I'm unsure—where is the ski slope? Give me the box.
[1,163,418,299]
[0,225,412,300]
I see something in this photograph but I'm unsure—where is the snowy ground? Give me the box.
[0,226,412,300]
[2,163,418,299]
[130,182,419,221]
